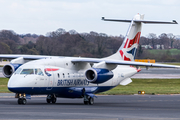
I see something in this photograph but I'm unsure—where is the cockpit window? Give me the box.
[20,69,34,75]
[14,68,22,74]
[35,69,44,76]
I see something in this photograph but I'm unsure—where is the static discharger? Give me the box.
[138,91,145,95]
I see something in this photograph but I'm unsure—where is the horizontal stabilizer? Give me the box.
[102,17,178,24]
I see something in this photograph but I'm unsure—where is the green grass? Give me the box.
[0,65,3,67]
[162,63,180,66]
[1,78,180,94]
[0,78,10,93]
[148,49,180,56]
[99,79,180,95]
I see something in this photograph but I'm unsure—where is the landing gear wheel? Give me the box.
[46,98,51,103]
[46,94,57,104]
[18,98,27,105]
[18,98,22,104]
[52,97,57,104]
[84,101,88,105]
[22,98,27,105]
[88,97,94,105]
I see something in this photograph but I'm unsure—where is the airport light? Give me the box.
[138,91,145,95]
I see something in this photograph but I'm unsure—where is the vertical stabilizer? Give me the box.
[118,14,143,61]
[106,14,143,61]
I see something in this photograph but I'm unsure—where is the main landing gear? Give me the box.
[82,88,94,105]
[46,94,57,104]
[84,95,94,105]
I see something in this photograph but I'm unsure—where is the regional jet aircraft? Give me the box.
[0,14,178,105]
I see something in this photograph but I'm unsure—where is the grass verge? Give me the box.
[148,49,180,56]
[0,78,10,93]
[1,78,180,94]
[99,78,180,95]
[162,63,180,66]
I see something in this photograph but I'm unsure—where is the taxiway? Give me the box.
[0,93,180,119]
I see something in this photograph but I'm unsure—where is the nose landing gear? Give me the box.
[46,94,57,104]
[18,98,27,105]
[16,93,27,105]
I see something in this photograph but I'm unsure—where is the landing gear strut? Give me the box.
[46,94,56,104]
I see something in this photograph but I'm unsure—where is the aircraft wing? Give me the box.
[1,54,179,68]
[0,54,61,60]
[71,58,180,68]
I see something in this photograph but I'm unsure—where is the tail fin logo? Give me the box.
[119,32,141,61]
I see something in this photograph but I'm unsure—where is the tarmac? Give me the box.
[1,94,180,119]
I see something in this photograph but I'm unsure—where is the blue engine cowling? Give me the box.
[2,63,22,78]
[85,68,114,84]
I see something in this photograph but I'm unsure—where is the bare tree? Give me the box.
[0,30,19,42]
[68,30,78,35]
[0,42,12,54]
[167,33,176,48]
[158,33,170,49]
[148,33,157,49]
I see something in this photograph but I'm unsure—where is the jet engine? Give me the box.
[85,68,114,84]
[2,64,22,78]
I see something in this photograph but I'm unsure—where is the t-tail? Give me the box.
[103,14,177,61]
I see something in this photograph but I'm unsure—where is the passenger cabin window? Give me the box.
[35,69,44,76]
[58,73,60,78]
[20,69,34,75]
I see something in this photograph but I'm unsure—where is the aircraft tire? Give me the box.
[88,97,94,105]
[52,97,56,104]
[46,98,51,103]
[18,98,22,104]
[84,101,88,105]
[22,98,27,105]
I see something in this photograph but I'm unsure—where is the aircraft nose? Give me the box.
[7,77,13,88]
[7,75,23,93]
[8,76,16,93]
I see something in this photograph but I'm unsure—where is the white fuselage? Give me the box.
[8,57,138,98]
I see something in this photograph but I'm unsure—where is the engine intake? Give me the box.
[2,64,22,78]
[85,68,114,84]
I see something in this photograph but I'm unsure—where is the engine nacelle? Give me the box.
[85,68,114,84]
[2,64,22,78]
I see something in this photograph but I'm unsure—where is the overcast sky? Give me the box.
[0,0,180,37]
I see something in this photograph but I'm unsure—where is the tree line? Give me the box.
[0,29,180,62]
